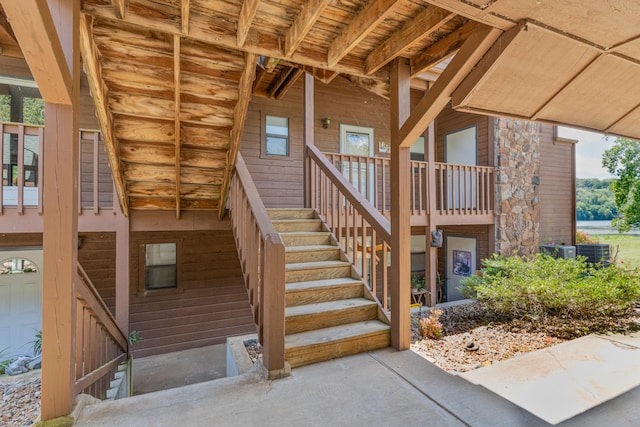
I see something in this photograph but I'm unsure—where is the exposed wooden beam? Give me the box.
[237,0,260,47]
[112,0,128,20]
[181,0,190,34]
[218,52,258,218]
[327,0,402,68]
[411,21,479,78]
[284,0,332,58]
[342,74,390,100]
[398,24,502,148]
[275,68,303,99]
[0,12,17,42]
[365,6,456,75]
[425,0,512,30]
[174,34,181,219]
[79,13,129,214]
[81,3,389,81]
[0,43,24,58]
[1,0,72,104]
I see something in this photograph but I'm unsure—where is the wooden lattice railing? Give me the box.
[74,263,128,398]
[229,153,286,374]
[308,145,392,312]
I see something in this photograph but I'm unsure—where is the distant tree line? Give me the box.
[576,178,617,221]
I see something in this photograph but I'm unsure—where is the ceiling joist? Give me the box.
[327,0,402,68]
[112,0,128,20]
[425,0,512,30]
[79,13,129,215]
[181,0,190,35]
[0,12,16,42]
[237,0,259,47]
[174,34,181,219]
[284,0,332,58]
[365,6,456,75]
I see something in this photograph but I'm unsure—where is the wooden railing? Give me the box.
[74,263,128,398]
[322,152,495,224]
[308,145,392,312]
[229,153,286,374]
[0,122,113,214]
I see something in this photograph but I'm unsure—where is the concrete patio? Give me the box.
[74,332,640,426]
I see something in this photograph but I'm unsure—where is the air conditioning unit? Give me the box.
[539,245,576,259]
[576,244,611,266]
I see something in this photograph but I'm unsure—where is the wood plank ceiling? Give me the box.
[5,0,640,216]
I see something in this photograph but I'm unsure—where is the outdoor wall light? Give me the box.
[322,118,331,129]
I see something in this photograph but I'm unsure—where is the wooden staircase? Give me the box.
[267,208,390,368]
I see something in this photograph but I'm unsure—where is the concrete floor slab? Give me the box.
[77,351,467,427]
[132,343,227,395]
[461,334,640,425]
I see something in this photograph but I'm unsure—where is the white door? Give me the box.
[445,237,476,302]
[445,126,477,209]
[339,124,375,202]
[0,250,43,356]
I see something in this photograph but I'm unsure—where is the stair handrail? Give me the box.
[74,262,128,396]
[229,153,286,376]
[307,144,392,311]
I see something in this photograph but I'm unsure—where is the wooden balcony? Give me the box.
[323,153,495,226]
[0,122,120,232]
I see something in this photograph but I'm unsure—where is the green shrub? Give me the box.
[461,254,640,320]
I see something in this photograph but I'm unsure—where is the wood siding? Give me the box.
[0,233,42,248]
[435,106,491,165]
[240,77,424,208]
[539,129,576,245]
[128,229,254,358]
[78,232,116,313]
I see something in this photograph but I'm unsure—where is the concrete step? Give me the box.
[285,298,378,335]
[285,245,342,263]
[267,208,317,220]
[284,320,390,368]
[286,277,364,307]
[285,260,353,283]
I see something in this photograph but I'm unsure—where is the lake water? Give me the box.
[577,220,640,235]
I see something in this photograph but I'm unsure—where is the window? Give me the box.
[142,242,180,291]
[265,115,289,156]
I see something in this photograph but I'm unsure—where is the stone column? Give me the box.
[494,118,541,256]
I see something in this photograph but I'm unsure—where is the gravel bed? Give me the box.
[0,371,41,426]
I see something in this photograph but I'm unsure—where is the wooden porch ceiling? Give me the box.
[4,1,640,216]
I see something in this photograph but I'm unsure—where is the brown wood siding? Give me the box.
[240,77,425,208]
[539,127,576,245]
[80,133,114,209]
[129,229,254,358]
[78,232,116,313]
[435,107,491,166]
[0,233,42,248]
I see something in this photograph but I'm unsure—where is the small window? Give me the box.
[144,243,178,290]
[265,115,289,156]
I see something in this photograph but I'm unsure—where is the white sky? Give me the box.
[557,126,614,179]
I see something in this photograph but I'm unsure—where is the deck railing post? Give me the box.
[261,233,287,378]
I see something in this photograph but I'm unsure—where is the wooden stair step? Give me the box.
[272,219,324,232]
[285,260,352,283]
[285,245,342,263]
[280,232,332,247]
[286,277,364,306]
[267,208,316,220]
[284,320,390,368]
[285,298,377,334]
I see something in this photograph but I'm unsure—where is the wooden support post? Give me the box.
[261,233,287,378]
[303,72,314,208]
[390,58,411,350]
[115,195,130,336]
[40,0,80,420]
[425,122,439,306]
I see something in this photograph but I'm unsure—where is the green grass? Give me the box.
[597,234,640,268]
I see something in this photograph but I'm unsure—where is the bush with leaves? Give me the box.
[461,254,640,321]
